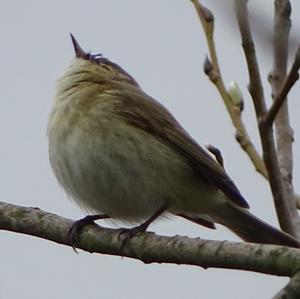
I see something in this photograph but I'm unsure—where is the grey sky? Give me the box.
[0,1,299,298]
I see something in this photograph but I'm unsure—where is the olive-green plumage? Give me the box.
[47,35,299,248]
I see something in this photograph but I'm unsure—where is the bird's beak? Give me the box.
[70,33,87,59]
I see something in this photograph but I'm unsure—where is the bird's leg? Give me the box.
[119,204,168,246]
[68,214,111,252]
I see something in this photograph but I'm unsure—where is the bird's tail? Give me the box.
[214,204,300,248]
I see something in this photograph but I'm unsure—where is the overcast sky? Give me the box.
[0,1,300,298]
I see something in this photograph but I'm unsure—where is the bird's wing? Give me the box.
[113,87,249,209]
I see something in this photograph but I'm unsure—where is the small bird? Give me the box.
[47,34,299,248]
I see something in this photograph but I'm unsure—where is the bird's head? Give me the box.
[57,34,139,95]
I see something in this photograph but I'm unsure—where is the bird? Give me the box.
[47,34,300,248]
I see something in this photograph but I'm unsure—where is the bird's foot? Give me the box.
[118,222,149,248]
[68,214,110,252]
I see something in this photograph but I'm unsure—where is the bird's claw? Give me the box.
[118,224,147,248]
[67,214,109,252]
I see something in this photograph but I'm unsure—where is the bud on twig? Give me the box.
[201,6,214,23]
[206,144,224,168]
[227,81,244,111]
[203,55,213,75]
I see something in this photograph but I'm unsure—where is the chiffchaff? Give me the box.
[47,34,299,248]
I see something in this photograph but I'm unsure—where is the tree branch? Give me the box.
[234,1,267,117]
[272,271,300,299]
[264,46,300,126]
[269,0,293,192]
[268,0,300,233]
[191,0,268,179]
[234,0,299,238]
[1,201,300,276]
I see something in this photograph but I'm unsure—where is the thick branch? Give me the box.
[191,0,267,179]
[269,0,300,232]
[266,1,298,217]
[269,0,293,188]
[1,201,300,276]
[272,271,300,299]
[234,0,299,238]
[269,1,293,182]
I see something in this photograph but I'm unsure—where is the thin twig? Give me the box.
[1,201,300,276]
[234,0,299,238]
[191,0,268,178]
[234,1,266,117]
[264,45,300,125]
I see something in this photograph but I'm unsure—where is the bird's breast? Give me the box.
[48,91,224,223]
[48,98,192,221]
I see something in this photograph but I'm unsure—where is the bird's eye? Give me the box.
[90,53,103,60]
[86,52,103,64]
